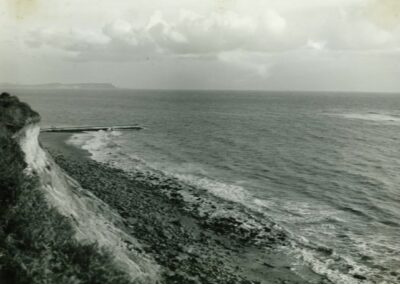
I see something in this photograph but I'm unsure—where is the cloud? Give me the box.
[26,9,291,60]
[218,50,273,77]
[103,20,140,45]
[264,10,287,34]
[147,11,188,45]
[25,1,400,62]
[306,39,326,50]
[26,28,110,53]
[145,10,259,55]
[11,0,400,91]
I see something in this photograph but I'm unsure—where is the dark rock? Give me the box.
[353,274,367,280]
[262,262,275,268]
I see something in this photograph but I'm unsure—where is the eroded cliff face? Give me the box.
[0,93,159,283]
[0,92,38,212]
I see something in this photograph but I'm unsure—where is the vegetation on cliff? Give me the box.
[0,93,132,284]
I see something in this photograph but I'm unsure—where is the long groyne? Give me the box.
[41,125,143,133]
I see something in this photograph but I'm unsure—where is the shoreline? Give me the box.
[40,132,91,160]
[40,132,330,284]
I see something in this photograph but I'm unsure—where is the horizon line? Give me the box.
[1,82,400,95]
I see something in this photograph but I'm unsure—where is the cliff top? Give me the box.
[0,92,40,136]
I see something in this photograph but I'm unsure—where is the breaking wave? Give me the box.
[331,112,400,123]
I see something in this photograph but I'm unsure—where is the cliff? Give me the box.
[0,92,40,133]
[0,93,39,213]
[0,93,158,284]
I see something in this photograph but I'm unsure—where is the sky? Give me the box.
[1,0,400,92]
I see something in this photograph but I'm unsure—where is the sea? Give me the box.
[17,89,400,283]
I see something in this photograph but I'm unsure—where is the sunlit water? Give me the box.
[18,89,400,283]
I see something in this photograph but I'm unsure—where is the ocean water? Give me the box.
[18,89,400,283]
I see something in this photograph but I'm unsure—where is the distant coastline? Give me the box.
[0,83,117,90]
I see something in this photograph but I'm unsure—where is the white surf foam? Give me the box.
[333,113,400,123]
[68,129,123,162]
[174,173,251,203]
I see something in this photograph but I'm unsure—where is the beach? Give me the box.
[40,132,329,284]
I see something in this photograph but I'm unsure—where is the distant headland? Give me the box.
[0,83,117,90]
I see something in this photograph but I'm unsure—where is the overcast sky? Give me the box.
[1,0,400,92]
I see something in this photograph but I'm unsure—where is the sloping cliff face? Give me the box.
[0,93,159,283]
[0,93,39,214]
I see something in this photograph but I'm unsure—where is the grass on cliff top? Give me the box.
[0,92,40,135]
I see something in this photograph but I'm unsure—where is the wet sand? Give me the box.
[40,132,330,284]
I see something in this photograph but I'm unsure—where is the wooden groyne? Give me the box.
[41,125,143,133]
